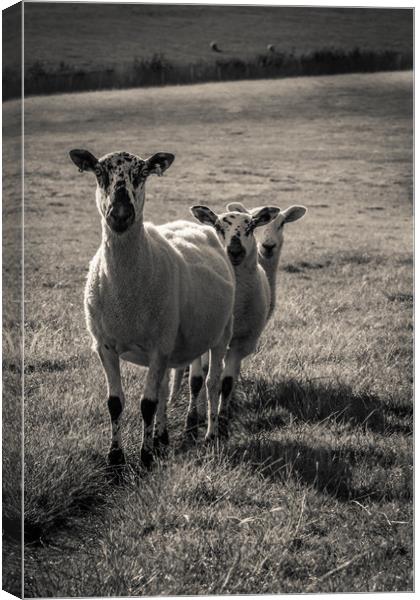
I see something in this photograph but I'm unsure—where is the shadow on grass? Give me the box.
[24,357,79,374]
[216,375,413,502]
[229,436,411,502]
[22,373,412,546]
[240,377,412,436]
[282,250,389,274]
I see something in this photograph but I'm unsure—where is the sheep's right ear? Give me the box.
[226,202,250,213]
[282,205,307,223]
[190,205,218,226]
[69,149,98,172]
[144,152,175,176]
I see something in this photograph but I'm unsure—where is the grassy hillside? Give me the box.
[20,4,412,70]
[2,71,413,595]
[2,5,413,99]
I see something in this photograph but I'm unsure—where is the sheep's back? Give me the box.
[156,220,234,285]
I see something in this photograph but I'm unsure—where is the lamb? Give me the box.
[186,204,281,436]
[227,202,307,319]
[69,149,235,467]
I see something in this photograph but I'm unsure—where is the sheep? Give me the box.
[210,41,223,53]
[69,149,235,467]
[174,201,307,432]
[187,204,281,437]
[227,202,307,320]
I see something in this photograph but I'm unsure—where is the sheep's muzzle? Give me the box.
[106,200,135,233]
[227,237,246,266]
[261,242,276,258]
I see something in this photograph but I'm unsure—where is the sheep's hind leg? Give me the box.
[154,369,170,455]
[168,367,185,404]
[218,347,242,439]
[141,355,168,468]
[185,357,205,441]
[98,346,126,467]
[196,352,210,424]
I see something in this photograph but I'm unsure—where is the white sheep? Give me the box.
[227,202,307,319]
[69,149,235,467]
[188,204,281,436]
[172,201,307,433]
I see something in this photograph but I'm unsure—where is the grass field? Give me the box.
[2,71,413,595]
[18,5,412,70]
[3,5,413,99]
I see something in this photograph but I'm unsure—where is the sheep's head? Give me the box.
[69,149,174,234]
[191,205,280,267]
[227,202,307,259]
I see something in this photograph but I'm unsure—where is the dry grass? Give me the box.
[2,72,413,596]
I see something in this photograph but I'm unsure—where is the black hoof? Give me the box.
[204,432,216,445]
[141,447,154,470]
[153,429,170,456]
[108,447,126,467]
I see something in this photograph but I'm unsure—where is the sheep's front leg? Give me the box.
[154,369,170,454]
[205,322,232,442]
[218,347,242,439]
[141,355,168,468]
[98,346,126,466]
[185,357,205,440]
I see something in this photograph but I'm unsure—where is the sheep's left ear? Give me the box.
[190,205,218,226]
[282,205,307,223]
[69,149,98,172]
[144,152,175,176]
[251,206,281,229]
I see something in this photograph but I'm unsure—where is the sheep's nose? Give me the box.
[114,186,131,204]
[109,202,132,220]
[107,201,135,233]
[263,242,276,251]
[262,242,276,257]
[227,237,246,265]
[228,237,242,253]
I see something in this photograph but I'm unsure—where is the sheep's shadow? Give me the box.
[238,376,412,436]
[228,436,411,502]
[220,375,413,502]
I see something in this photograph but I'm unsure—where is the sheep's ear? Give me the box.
[69,149,98,172]
[190,205,218,226]
[226,202,249,213]
[144,152,175,176]
[282,205,307,223]
[251,206,281,229]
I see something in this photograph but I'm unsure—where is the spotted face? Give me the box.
[227,202,307,259]
[191,205,280,267]
[69,149,174,234]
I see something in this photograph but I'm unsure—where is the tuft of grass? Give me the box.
[23,450,412,596]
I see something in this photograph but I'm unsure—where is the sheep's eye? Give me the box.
[131,167,145,188]
[214,222,225,238]
[278,222,285,230]
[95,166,110,189]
